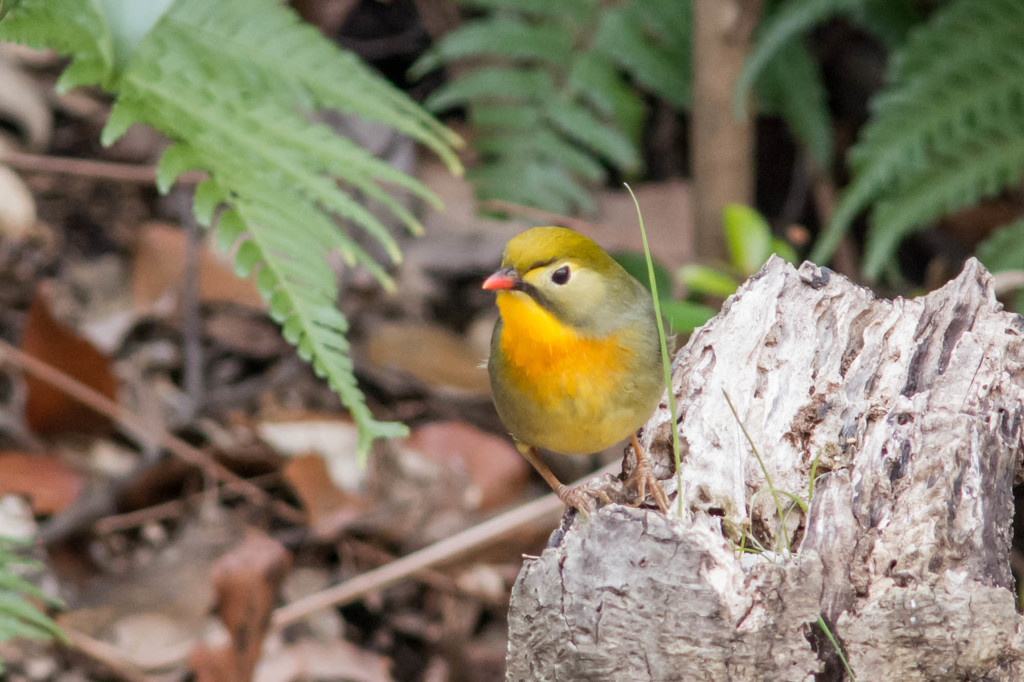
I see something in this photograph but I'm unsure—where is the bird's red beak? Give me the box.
[482,266,518,291]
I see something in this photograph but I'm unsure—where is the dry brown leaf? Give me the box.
[401,421,528,511]
[362,321,491,397]
[189,528,292,682]
[282,454,370,539]
[131,222,264,311]
[21,283,118,435]
[0,451,85,515]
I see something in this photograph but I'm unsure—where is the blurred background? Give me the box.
[0,0,1022,680]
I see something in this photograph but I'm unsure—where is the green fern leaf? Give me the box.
[410,16,571,78]
[976,217,1024,273]
[475,128,605,185]
[471,159,594,214]
[97,0,174,69]
[420,0,681,214]
[737,0,865,115]
[425,67,555,111]
[1,0,463,458]
[0,537,62,656]
[470,104,542,130]
[530,129,606,181]
[863,125,1024,277]
[0,0,115,89]
[568,51,645,142]
[593,1,691,108]
[163,0,461,171]
[812,0,1024,270]
[544,93,640,171]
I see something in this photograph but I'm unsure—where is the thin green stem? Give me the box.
[626,184,683,516]
[817,615,857,680]
[723,389,790,554]
[808,449,822,501]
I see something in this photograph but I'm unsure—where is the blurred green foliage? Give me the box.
[617,204,796,334]
[0,537,63,671]
[415,0,831,215]
[746,0,1024,281]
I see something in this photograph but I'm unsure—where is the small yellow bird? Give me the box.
[483,226,669,512]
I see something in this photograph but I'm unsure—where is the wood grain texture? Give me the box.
[507,258,1024,681]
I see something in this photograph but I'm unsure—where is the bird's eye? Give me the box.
[551,266,571,285]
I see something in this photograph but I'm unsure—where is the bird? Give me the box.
[482,225,669,512]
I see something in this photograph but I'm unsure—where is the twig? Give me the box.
[0,148,206,185]
[270,462,622,629]
[93,497,189,535]
[339,536,461,596]
[61,628,150,682]
[181,209,204,412]
[64,625,196,677]
[92,472,282,535]
[0,339,304,524]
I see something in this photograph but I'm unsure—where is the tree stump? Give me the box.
[506,258,1024,681]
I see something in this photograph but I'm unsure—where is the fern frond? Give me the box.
[0,0,114,89]
[470,104,541,130]
[0,537,62,662]
[162,0,462,173]
[417,0,686,213]
[544,93,640,171]
[811,0,1024,270]
[1,0,462,458]
[410,16,571,78]
[592,1,691,108]
[475,129,605,182]
[737,0,865,115]
[863,124,1024,277]
[424,67,556,111]
[471,160,594,215]
[976,217,1024,273]
[568,51,645,141]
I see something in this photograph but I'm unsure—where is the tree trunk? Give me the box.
[691,0,759,262]
[506,258,1024,681]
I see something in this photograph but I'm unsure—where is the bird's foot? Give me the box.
[626,434,670,514]
[556,482,612,515]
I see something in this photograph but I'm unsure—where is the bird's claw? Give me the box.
[556,482,612,515]
[626,464,670,514]
[626,434,670,514]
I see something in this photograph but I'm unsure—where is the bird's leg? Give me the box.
[626,433,670,514]
[516,442,611,512]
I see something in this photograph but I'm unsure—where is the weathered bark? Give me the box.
[506,258,1024,681]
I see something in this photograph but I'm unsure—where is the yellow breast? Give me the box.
[492,291,651,454]
[496,292,625,402]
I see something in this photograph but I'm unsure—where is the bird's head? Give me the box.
[482,226,645,335]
